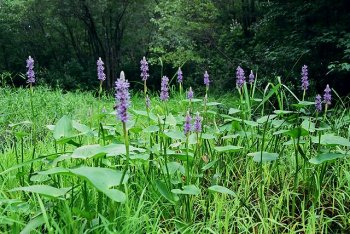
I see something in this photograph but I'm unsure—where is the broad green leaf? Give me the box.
[165,113,177,126]
[201,133,216,140]
[182,98,202,103]
[71,144,105,159]
[256,115,277,124]
[273,129,289,135]
[188,133,197,145]
[222,134,239,139]
[311,134,350,147]
[206,102,221,106]
[9,185,70,198]
[155,180,179,204]
[301,119,316,133]
[126,120,135,130]
[30,174,50,182]
[164,130,186,140]
[132,109,148,116]
[53,115,74,140]
[72,121,93,136]
[69,167,127,203]
[39,167,127,203]
[243,120,258,127]
[214,145,242,153]
[164,161,185,175]
[167,151,194,162]
[8,120,32,128]
[228,108,240,115]
[20,215,45,234]
[309,153,348,164]
[248,151,279,162]
[201,159,218,171]
[143,125,159,133]
[283,127,309,138]
[171,185,201,195]
[292,101,315,108]
[103,143,145,157]
[130,154,149,161]
[208,185,235,196]
[274,110,294,115]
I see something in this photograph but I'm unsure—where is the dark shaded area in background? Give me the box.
[0,0,349,96]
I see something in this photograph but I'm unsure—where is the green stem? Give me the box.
[120,123,130,187]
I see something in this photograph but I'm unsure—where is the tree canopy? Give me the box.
[0,0,349,95]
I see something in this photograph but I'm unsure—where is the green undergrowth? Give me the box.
[0,85,350,233]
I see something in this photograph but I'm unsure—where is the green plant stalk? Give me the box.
[28,85,36,183]
[185,135,190,184]
[179,83,183,97]
[323,104,329,121]
[120,122,130,188]
[98,80,103,100]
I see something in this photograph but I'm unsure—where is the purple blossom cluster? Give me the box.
[315,94,322,112]
[184,111,192,135]
[204,71,210,87]
[236,66,245,88]
[194,112,202,133]
[160,76,169,101]
[97,57,106,81]
[183,111,202,135]
[301,65,309,91]
[115,71,130,123]
[187,87,193,100]
[26,56,35,84]
[177,68,183,83]
[249,70,255,85]
[324,84,331,105]
[140,56,149,81]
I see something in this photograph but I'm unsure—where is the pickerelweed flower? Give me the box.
[184,111,192,135]
[115,71,130,123]
[140,56,149,81]
[301,65,309,91]
[236,66,245,88]
[323,84,331,105]
[204,71,210,87]
[160,76,169,101]
[146,95,151,109]
[177,68,183,83]
[315,94,322,112]
[194,112,202,133]
[26,56,35,84]
[97,57,106,81]
[249,70,255,85]
[187,87,193,100]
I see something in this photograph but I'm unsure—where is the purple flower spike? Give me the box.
[160,76,169,101]
[177,68,183,83]
[146,95,151,109]
[97,57,106,81]
[194,112,202,133]
[26,56,35,84]
[115,71,130,123]
[301,65,309,91]
[204,71,210,87]
[315,94,322,112]
[323,84,331,105]
[249,70,255,84]
[140,56,149,81]
[184,111,192,135]
[187,87,193,100]
[236,66,245,88]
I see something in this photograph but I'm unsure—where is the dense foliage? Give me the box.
[0,0,349,94]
